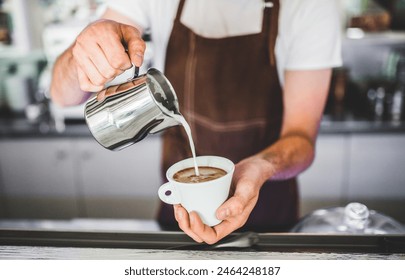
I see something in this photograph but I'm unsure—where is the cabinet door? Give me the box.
[75,136,162,219]
[0,173,6,218]
[0,153,6,217]
[0,139,79,218]
[348,134,405,223]
[298,135,348,217]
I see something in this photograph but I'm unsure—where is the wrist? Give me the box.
[256,155,277,182]
[242,154,276,184]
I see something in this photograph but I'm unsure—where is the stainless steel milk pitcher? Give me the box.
[84,68,180,151]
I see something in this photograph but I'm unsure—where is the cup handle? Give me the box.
[158,182,181,204]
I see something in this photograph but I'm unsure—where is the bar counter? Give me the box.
[0,219,404,260]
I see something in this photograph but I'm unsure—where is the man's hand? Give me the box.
[50,9,146,107]
[71,19,146,93]
[173,156,270,244]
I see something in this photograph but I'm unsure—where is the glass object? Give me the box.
[291,202,405,234]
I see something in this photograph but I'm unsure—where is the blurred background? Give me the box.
[0,0,404,225]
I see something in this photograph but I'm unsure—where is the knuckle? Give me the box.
[110,60,127,70]
[84,71,105,87]
[110,68,121,79]
[79,79,101,92]
[130,38,146,52]
[71,44,81,59]
[88,21,104,33]
[137,39,146,50]
[124,24,140,36]
[101,67,117,79]
[205,237,217,245]
[109,54,130,69]
[232,202,244,215]
[92,76,106,87]
[75,35,87,47]
[79,83,93,93]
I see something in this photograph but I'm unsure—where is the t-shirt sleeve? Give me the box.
[276,0,343,70]
[104,0,150,30]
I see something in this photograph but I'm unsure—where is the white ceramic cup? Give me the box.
[158,156,235,227]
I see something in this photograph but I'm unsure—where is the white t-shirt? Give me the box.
[105,0,342,85]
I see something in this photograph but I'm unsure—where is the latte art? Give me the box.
[173,166,227,184]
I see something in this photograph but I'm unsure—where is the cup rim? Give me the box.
[166,155,235,186]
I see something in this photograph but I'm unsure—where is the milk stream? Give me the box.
[173,114,200,176]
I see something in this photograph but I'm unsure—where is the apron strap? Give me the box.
[174,0,187,23]
[174,0,279,66]
[262,0,279,66]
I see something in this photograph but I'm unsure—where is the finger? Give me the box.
[216,196,245,220]
[73,45,108,89]
[188,211,225,245]
[174,205,204,243]
[97,84,119,102]
[77,34,127,79]
[89,44,124,80]
[209,219,241,243]
[120,24,146,67]
[80,58,107,88]
[96,89,107,102]
[81,20,132,71]
[189,212,244,245]
[217,178,259,220]
[188,210,248,244]
[98,33,132,70]
[76,66,103,93]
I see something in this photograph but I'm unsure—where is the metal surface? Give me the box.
[84,68,180,150]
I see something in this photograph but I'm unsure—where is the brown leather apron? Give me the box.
[157,0,298,232]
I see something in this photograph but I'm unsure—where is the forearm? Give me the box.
[50,45,92,107]
[253,69,331,181]
[253,131,316,182]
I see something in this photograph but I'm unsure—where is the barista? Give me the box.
[50,0,342,244]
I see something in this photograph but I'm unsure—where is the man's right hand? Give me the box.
[71,19,146,93]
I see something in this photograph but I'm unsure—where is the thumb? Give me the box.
[216,196,245,220]
[120,24,146,68]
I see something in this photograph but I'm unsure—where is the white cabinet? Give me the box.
[299,135,348,215]
[75,137,162,219]
[0,139,79,218]
[0,160,6,217]
[0,171,6,218]
[347,135,405,223]
[299,134,405,223]
[0,136,163,219]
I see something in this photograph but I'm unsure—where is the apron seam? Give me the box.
[184,112,269,132]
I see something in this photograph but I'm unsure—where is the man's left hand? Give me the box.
[173,156,270,244]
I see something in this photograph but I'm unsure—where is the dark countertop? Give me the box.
[0,219,404,259]
[1,116,405,139]
[319,118,405,134]
[0,118,93,139]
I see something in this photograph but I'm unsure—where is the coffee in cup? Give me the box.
[158,156,234,226]
[173,166,227,184]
